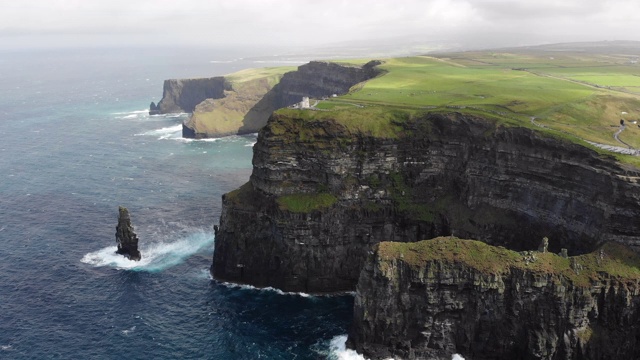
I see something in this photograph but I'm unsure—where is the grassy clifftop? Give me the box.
[378,238,640,286]
[278,50,640,164]
[185,66,295,137]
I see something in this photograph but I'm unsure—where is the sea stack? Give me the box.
[115,206,141,261]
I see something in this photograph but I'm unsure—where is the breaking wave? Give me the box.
[134,124,182,140]
[325,335,465,360]
[218,281,312,298]
[81,231,213,272]
[327,335,368,360]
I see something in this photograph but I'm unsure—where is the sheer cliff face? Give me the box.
[349,239,640,360]
[152,77,230,114]
[154,60,382,138]
[272,60,382,108]
[212,112,640,293]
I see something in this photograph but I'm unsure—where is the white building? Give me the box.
[300,96,310,109]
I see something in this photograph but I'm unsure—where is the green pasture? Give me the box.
[290,51,640,154]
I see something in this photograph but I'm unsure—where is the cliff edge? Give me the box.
[150,61,382,138]
[212,111,640,293]
[348,238,640,359]
[149,77,230,115]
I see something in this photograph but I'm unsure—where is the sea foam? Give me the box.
[328,335,368,360]
[327,335,465,360]
[134,124,182,140]
[218,281,312,297]
[81,231,213,272]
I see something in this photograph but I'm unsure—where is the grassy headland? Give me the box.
[186,66,295,136]
[378,238,640,286]
[277,50,640,164]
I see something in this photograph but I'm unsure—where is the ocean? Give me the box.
[0,47,363,359]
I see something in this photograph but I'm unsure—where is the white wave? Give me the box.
[134,124,182,139]
[175,137,219,143]
[121,326,136,335]
[164,113,189,118]
[327,335,465,360]
[328,335,369,360]
[81,231,213,272]
[245,141,257,147]
[218,281,312,297]
[1,345,12,351]
[113,109,149,115]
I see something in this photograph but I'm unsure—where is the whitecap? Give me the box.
[328,335,369,360]
[113,109,149,115]
[134,124,182,139]
[1,345,12,351]
[218,281,312,297]
[175,137,219,143]
[326,335,465,360]
[245,141,257,147]
[81,231,213,272]
[121,326,136,335]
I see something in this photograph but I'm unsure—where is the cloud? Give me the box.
[1,0,640,50]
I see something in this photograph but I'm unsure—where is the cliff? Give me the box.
[149,77,230,114]
[270,60,382,109]
[212,111,640,293]
[151,61,382,138]
[348,238,640,359]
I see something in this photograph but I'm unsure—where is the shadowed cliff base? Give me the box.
[348,238,640,360]
[213,111,640,293]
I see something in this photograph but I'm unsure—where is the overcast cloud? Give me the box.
[2,0,640,50]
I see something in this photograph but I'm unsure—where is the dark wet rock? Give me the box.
[149,77,230,115]
[115,206,141,261]
[149,101,160,115]
[212,112,640,293]
[348,239,640,360]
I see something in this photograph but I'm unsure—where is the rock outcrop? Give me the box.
[151,61,382,138]
[270,60,382,109]
[149,77,230,115]
[212,111,640,293]
[115,206,141,261]
[348,238,640,359]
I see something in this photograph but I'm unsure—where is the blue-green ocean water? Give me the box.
[0,47,361,359]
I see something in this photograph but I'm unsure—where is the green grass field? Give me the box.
[378,238,640,287]
[280,50,640,161]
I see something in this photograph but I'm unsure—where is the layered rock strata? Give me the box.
[270,60,382,108]
[151,61,382,138]
[348,238,640,359]
[212,112,640,293]
[115,206,141,261]
[149,77,229,115]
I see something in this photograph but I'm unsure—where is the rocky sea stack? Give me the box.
[115,206,141,261]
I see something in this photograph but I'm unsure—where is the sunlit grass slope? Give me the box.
[282,51,640,159]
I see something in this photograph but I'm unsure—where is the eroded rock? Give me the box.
[115,206,141,261]
[348,238,640,359]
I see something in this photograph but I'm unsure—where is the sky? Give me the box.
[2,0,640,51]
